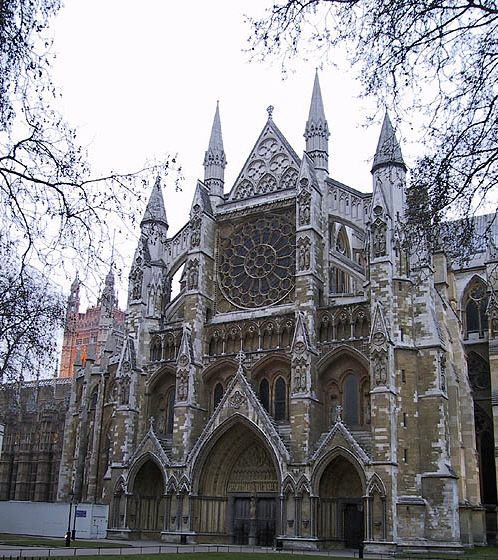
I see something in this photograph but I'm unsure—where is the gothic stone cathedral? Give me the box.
[16,73,498,553]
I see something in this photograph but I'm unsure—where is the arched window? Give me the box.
[336,226,351,258]
[213,382,224,410]
[259,378,270,412]
[150,339,162,362]
[165,389,175,435]
[343,373,359,426]
[330,265,351,295]
[274,377,287,421]
[465,278,489,338]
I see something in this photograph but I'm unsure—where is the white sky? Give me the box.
[49,0,395,308]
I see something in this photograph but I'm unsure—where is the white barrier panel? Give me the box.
[0,501,108,539]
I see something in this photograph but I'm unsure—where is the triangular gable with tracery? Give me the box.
[311,420,371,464]
[229,117,301,201]
[127,418,170,468]
[187,353,290,466]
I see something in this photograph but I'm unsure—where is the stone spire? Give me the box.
[203,101,226,196]
[99,263,116,318]
[141,176,168,228]
[371,112,405,173]
[304,70,330,173]
[68,275,80,315]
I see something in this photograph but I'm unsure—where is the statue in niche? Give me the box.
[372,352,388,385]
[177,369,189,401]
[186,260,199,290]
[372,219,387,258]
[298,237,311,271]
[292,356,308,393]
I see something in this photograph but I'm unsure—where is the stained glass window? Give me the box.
[218,213,296,309]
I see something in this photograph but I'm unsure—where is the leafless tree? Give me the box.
[0,0,181,383]
[247,0,498,258]
[0,238,65,383]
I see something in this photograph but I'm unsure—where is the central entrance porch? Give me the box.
[194,420,281,545]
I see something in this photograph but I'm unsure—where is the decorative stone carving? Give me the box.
[190,204,202,248]
[372,217,387,258]
[186,259,199,290]
[298,178,311,226]
[487,291,498,338]
[130,261,143,301]
[177,369,189,402]
[292,356,308,393]
[372,352,388,386]
[297,236,311,271]
[228,390,245,409]
[439,353,447,392]
[281,167,299,190]
[119,375,130,405]
[370,302,389,387]
[162,273,172,306]
[335,404,343,423]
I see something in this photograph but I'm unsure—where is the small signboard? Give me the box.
[75,510,87,518]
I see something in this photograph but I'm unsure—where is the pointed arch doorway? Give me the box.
[194,420,280,545]
[317,454,365,549]
[127,458,166,537]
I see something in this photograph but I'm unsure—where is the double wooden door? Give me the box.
[233,497,276,546]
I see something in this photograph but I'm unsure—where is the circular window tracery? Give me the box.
[218,213,296,309]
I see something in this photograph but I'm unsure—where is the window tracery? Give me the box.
[464,278,489,338]
[218,213,296,309]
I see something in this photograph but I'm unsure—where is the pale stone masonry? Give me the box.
[2,72,498,554]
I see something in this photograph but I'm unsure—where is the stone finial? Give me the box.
[236,349,246,372]
[371,112,405,173]
[335,405,343,423]
[141,176,168,228]
[266,105,274,119]
[149,416,155,432]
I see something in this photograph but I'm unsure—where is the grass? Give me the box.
[29,552,344,560]
[43,550,498,560]
[0,533,131,548]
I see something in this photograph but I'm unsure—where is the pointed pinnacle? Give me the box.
[141,176,168,227]
[308,70,326,122]
[372,112,405,172]
[208,101,224,152]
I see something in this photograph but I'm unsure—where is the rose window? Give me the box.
[218,213,296,309]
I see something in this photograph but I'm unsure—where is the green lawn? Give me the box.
[33,555,344,560]
[0,533,131,548]
[40,548,498,560]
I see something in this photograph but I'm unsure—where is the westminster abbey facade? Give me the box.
[3,73,498,554]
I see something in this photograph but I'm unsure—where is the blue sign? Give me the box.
[75,510,87,518]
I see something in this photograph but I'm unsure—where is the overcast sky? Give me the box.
[50,0,395,307]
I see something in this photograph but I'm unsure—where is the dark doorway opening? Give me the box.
[256,497,276,546]
[232,496,276,546]
[233,498,251,545]
[344,503,363,548]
